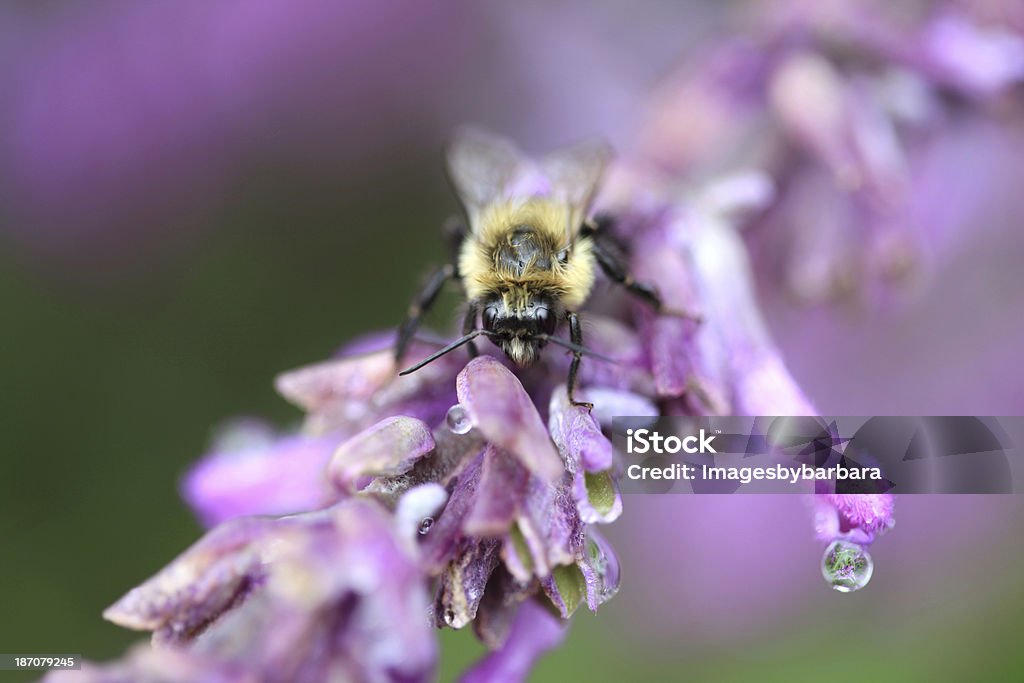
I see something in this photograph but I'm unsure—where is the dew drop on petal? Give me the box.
[821,540,873,592]
[445,404,473,434]
[418,517,434,535]
[586,532,621,603]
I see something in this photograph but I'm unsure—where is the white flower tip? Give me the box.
[396,483,449,541]
[698,170,775,221]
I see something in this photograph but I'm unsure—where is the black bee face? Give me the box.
[481,296,559,366]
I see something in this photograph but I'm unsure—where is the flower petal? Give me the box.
[541,564,587,619]
[471,567,534,649]
[275,351,397,414]
[394,482,449,545]
[682,198,817,415]
[275,343,458,435]
[920,13,1024,98]
[769,53,856,185]
[822,493,896,543]
[648,316,697,397]
[583,387,658,431]
[572,469,623,525]
[549,387,613,473]
[421,451,485,572]
[456,357,563,482]
[181,420,339,527]
[328,416,435,493]
[434,538,502,629]
[103,516,283,639]
[463,445,531,537]
[630,222,702,398]
[190,499,436,683]
[458,599,565,683]
[364,425,485,506]
[510,478,582,579]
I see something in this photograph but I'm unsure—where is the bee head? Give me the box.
[481,296,558,367]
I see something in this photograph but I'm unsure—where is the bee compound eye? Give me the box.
[557,248,569,264]
[482,306,498,330]
[536,307,557,335]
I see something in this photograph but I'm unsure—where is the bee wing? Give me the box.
[446,127,529,226]
[541,140,612,240]
[447,128,612,240]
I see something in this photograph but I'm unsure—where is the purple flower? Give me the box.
[57,495,439,683]
[181,419,341,527]
[84,344,636,682]
[814,492,896,546]
[813,492,895,591]
[638,0,1024,307]
[71,134,854,682]
[30,0,1024,670]
[459,599,566,683]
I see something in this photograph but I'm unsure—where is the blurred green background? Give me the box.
[2,1,1024,682]
[0,162,448,678]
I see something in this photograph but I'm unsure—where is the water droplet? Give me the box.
[418,517,434,535]
[585,531,621,603]
[821,540,873,592]
[446,404,473,434]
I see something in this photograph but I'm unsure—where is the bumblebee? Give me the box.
[395,128,675,408]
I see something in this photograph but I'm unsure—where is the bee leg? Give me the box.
[443,217,469,262]
[462,301,480,359]
[395,263,456,363]
[584,215,702,322]
[566,311,593,411]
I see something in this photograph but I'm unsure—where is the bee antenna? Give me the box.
[536,334,619,365]
[399,330,491,376]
